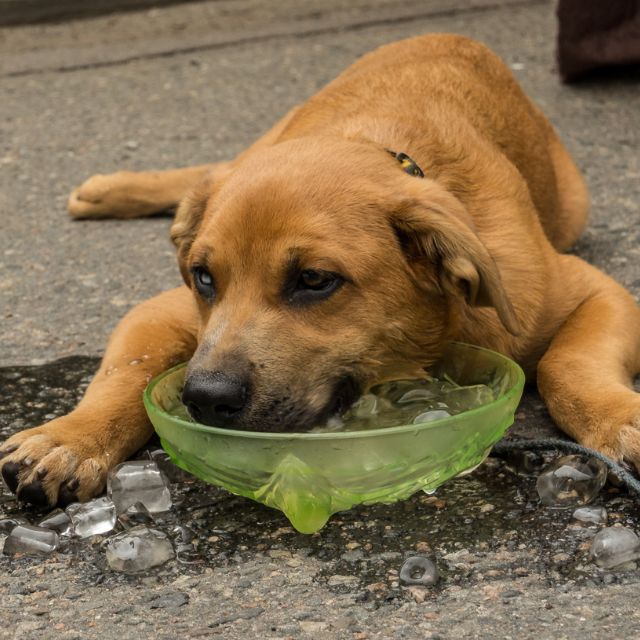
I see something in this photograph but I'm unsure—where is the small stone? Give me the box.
[590,527,640,569]
[406,585,429,603]
[147,592,189,609]
[107,461,172,513]
[366,581,388,594]
[415,541,431,554]
[66,497,117,538]
[536,455,607,507]
[480,503,495,513]
[327,575,359,587]
[573,506,607,525]
[105,526,174,574]
[38,509,72,535]
[399,556,439,587]
[124,140,139,150]
[3,524,59,556]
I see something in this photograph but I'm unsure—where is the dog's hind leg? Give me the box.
[545,131,590,252]
[67,105,301,220]
[0,286,198,507]
[537,255,640,467]
[67,163,224,219]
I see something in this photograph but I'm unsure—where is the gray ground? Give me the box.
[1,0,640,638]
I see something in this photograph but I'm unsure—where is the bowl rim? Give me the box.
[143,342,525,441]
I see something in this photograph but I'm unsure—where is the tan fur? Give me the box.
[2,34,639,506]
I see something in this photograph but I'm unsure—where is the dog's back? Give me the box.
[279,34,571,246]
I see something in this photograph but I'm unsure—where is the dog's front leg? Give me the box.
[537,256,640,466]
[0,286,199,507]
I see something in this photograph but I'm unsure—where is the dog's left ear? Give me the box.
[390,183,521,336]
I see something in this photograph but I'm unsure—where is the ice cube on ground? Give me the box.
[39,509,72,535]
[107,461,172,513]
[118,501,154,529]
[0,516,29,534]
[66,497,117,538]
[536,455,607,507]
[399,556,439,586]
[590,526,640,568]
[3,524,59,556]
[573,505,608,525]
[105,526,174,574]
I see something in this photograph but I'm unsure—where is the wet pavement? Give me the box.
[2,0,640,637]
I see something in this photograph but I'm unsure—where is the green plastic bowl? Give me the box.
[143,343,524,533]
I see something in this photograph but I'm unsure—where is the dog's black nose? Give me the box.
[182,371,249,427]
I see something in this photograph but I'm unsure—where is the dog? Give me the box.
[2,34,639,508]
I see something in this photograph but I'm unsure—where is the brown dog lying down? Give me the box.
[2,34,640,508]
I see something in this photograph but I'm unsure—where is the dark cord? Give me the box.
[491,437,640,497]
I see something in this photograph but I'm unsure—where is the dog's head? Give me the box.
[171,138,518,431]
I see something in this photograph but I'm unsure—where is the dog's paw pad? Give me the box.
[17,479,50,507]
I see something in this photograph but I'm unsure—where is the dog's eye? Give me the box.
[289,269,343,305]
[192,266,215,300]
[299,269,335,290]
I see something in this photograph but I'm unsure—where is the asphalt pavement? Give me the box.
[1,0,640,638]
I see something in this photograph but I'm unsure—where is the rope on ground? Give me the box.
[491,437,640,498]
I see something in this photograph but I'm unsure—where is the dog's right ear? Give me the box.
[170,181,211,284]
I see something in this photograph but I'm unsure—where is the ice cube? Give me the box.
[107,461,172,513]
[39,509,72,536]
[118,501,154,529]
[3,524,59,556]
[399,556,439,586]
[412,410,451,424]
[145,448,193,483]
[66,497,117,538]
[397,389,436,404]
[590,527,640,568]
[0,516,29,534]
[105,526,174,574]
[536,455,607,507]
[442,384,494,411]
[349,393,378,416]
[573,505,607,525]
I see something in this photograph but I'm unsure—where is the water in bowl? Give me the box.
[171,375,494,433]
[315,377,495,432]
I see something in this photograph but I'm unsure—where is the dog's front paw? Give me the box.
[617,414,640,473]
[0,418,110,507]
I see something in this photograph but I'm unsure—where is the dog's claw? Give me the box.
[1,461,21,493]
[0,444,19,458]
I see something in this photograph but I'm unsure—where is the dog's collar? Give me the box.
[386,149,424,178]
